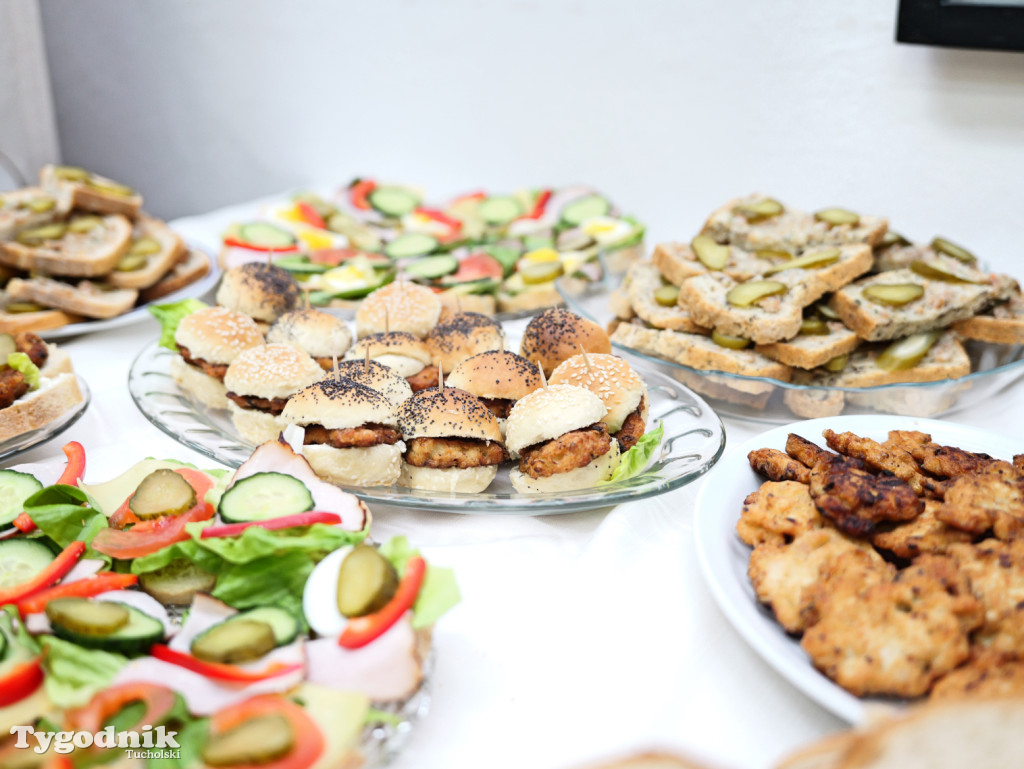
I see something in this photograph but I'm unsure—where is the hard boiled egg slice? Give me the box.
[303,545,354,637]
[580,216,632,247]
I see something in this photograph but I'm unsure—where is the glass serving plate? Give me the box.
[0,376,90,462]
[128,341,725,515]
[557,277,1024,425]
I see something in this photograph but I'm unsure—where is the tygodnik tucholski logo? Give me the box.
[10,724,181,759]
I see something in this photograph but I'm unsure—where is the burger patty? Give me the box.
[314,356,335,372]
[407,365,439,392]
[179,344,228,381]
[225,392,288,415]
[304,423,401,449]
[405,436,507,469]
[614,395,647,452]
[480,397,514,420]
[0,368,29,410]
[14,332,48,369]
[518,423,612,479]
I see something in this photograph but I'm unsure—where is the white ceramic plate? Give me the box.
[692,414,1022,723]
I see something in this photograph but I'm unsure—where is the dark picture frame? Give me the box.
[897,0,1024,52]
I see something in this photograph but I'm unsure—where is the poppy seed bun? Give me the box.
[550,354,647,433]
[266,309,353,359]
[425,312,505,373]
[509,441,620,494]
[398,463,497,494]
[519,308,611,376]
[174,306,264,364]
[397,387,501,442]
[446,350,542,401]
[343,332,432,378]
[216,263,301,323]
[356,281,442,339]
[282,378,396,430]
[304,443,402,487]
[223,344,324,400]
[505,384,607,455]
[330,359,413,408]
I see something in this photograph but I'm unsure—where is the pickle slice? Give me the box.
[67,216,103,234]
[863,283,925,307]
[691,235,729,270]
[46,598,130,636]
[0,334,15,356]
[87,179,135,198]
[16,223,67,244]
[711,330,751,349]
[814,208,860,227]
[337,545,399,618]
[191,619,276,664]
[879,230,910,248]
[824,354,849,372]
[21,197,56,213]
[726,280,787,308]
[54,165,90,182]
[814,302,840,320]
[755,248,793,261]
[128,469,197,519]
[910,259,980,284]
[116,254,147,272]
[202,715,295,767]
[733,198,783,222]
[763,247,840,276]
[654,285,680,307]
[518,260,563,285]
[930,237,976,264]
[128,236,162,256]
[799,317,830,336]
[5,302,44,314]
[877,332,941,371]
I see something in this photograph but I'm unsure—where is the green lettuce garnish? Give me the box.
[39,636,128,708]
[6,352,39,389]
[603,422,665,485]
[605,215,645,252]
[23,484,110,563]
[379,536,460,629]
[149,298,208,351]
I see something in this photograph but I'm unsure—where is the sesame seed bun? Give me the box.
[425,312,505,373]
[216,263,302,323]
[398,463,497,494]
[519,308,611,375]
[343,332,431,378]
[550,354,647,433]
[173,306,264,364]
[329,359,413,408]
[304,443,403,488]
[396,387,501,442]
[282,378,396,430]
[223,344,324,400]
[169,354,229,410]
[446,350,542,401]
[509,440,620,493]
[504,384,607,455]
[355,281,442,339]
[266,309,353,359]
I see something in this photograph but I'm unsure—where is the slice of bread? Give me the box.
[0,372,84,443]
[40,164,142,218]
[40,345,74,377]
[952,292,1024,344]
[585,752,724,769]
[6,277,138,319]
[0,213,132,277]
[138,249,212,303]
[106,214,187,289]
[755,322,860,369]
[653,241,774,285]
[783,384,846,419]
[702,194,888,253]
[872,242,928,273]
[0,187,71,241]
[627,262,709,333]
[0,309,84,334]
[774,732,858,769]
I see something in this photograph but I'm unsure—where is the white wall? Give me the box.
[39,0,1024,268]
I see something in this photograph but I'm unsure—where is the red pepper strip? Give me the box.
[414,207,463,233]
[295,201,326,229]
[0,541,85,607]
[523,189,552,220]
[222,236,301,253]
[350,179,377,210]
[56,441,86,486]
[338,556,426,649]
[12,513,35,533]
[16,572,138,615]
[0,657,44,706]
[451,190,486,205]
[150,644,303,682]
[201,511,342,540]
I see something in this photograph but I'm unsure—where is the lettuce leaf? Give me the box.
[39,636,128,708]
[378,536,460,629]
[6,352,39,390]
[23,484,110,563]
[603,422,665,484]
[149,298,208,351]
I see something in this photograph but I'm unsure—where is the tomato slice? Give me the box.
[309,248,390,267]
[109,468,216,530]
[65,682,177,736]
[93,505,213,560]
[349,180,376,211]
[0,658,43,707]
[295,201,326,229]
[208,695,324,769]
[444,253,504,284]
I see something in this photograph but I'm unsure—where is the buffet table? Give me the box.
[14,216,1022,769]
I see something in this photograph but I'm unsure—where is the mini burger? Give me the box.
[281,378,402,487]
[505,384,621,494]
[216,262,302,329]
[170,306,265,409]
[355,280,441,339]
[223,343,324,444]
[396,386,505,493]
[445,350,541,436]
[550,353,649,451]
[343,331,438,392]
[519,308,611,376]
[425,312,505,374]
[266,308,353,370]
[329,359,413,408]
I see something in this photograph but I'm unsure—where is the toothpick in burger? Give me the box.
[425,311,505,374]
[446,350,541,438]
[343,331,438,392]
[330,358,413,409]
[355,280,441,339]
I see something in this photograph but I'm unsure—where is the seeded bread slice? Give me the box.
[0,214,132,278]
[626,262,708,333]
[952,292,1024,344]
[0,309,84,334]
[873,243,928,273]
[138,249,212,303]
[106,214,188,289]
[0,187,71,242]
[755,322,860,369]
[702,194,889,253]
[6,277,138,319]
[652,241,773,284]
[40,164,142,218]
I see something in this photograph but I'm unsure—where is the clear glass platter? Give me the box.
[0,376,90,462]
[128,341,725,515]
[557,277,1024,425]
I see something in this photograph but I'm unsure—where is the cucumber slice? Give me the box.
[217,472,314,524]
[405,255,458,281]
[383,233,440,260]
[0,469,42,528]
[238,223,297,249]
[227,607,300,646]
[139,559,217,606]
[442,277,501,294]
[367,186,419,218]
[478,197,523,226]
[561,195,611,227]
[191,619,276,664]
[273,256,330,275]
[0,539,55,589]
[50,602,165,656]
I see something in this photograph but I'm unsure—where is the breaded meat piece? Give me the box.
[1016,454,1024,474]
[737,481,822,547]
[748,448,811,484]
[872,500,974,558]
[934,463,1024,541]
[909,441,999,478]
[809,456,924,538]
[800,548,896,630]
[947,539,1024,658]
[884,429,932,455]
[823,428,937,497]
[748,528,884,633]
[405,436,506,469]
[518,423,613,479]
[896,554,985,633]
[931,656,1024,701]
[785,433,836,468]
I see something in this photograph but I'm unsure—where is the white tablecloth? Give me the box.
[13,206,1024,769]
